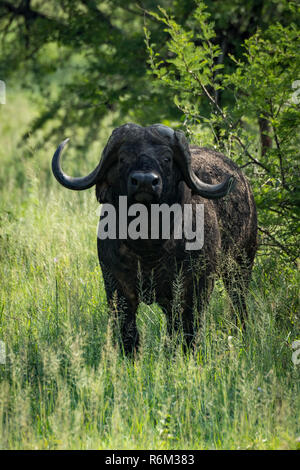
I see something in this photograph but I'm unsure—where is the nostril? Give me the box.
[131,177,138,186]
[152,177,159,187]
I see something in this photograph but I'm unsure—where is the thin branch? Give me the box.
[273,127,287,188]
[1,11,14,48]
[268,207,299,221]
[112,1,162,24]
[81,0,120,32]
[184,56,271,173]
[231,134,270,173]
[190,67,228,121]
[258,226,297,264]
[239,160,256,169]
[268,98,287,188]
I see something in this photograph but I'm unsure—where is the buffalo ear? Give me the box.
[174,130,235,199]
[95,164,118,203]
[96,181,109,203]
[174,129,194,168]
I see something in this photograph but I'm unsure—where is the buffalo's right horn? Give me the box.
[52,138,104,190]
[52,124,142,191]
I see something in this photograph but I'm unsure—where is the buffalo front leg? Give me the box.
[101,265,139,355]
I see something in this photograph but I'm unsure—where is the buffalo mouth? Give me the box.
[134,191,156,203]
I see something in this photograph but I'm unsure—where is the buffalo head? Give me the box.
[52,123,235,203]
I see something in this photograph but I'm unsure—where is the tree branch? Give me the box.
[258,226,297,264]
[0,0,49,22]
[231,134,270,173]
[81,0,119,32]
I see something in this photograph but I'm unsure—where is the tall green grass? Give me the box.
[0,91,299,449]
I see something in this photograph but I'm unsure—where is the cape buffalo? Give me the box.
[52,123,257,354]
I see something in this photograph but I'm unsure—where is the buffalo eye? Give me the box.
[164,156,171,163]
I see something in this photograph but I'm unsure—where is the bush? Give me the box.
[145,1,300,264]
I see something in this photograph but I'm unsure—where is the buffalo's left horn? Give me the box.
[52,138,104,190]
[151,124,235,199]
[174,129,235,199]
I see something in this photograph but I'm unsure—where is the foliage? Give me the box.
[0,66,299,451]
[145,1,300,263]
[0,157,299,448]
[0,0,296,140]
[0,0,183,143]
[1,0,297,261]
[0,0,299,450]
